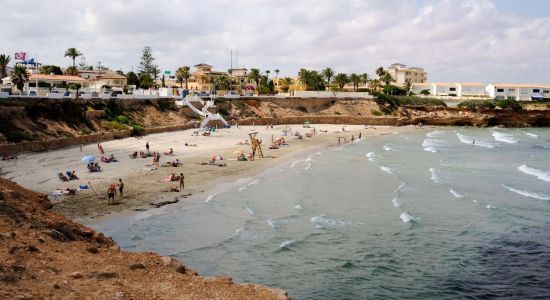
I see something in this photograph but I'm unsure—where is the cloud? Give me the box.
[1,0,549,83]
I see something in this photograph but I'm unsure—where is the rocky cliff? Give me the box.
[0,178,289,299]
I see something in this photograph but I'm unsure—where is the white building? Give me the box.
[485,84,550,101]
[458,83,486,97]
[385,63,427,86]
[412,82,488,98]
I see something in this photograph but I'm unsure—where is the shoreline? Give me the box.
[1,124,411,224]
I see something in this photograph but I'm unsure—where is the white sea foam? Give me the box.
[383,144,392,151]
[294,204,303,210]
[267,219,279,229]
[518,164,550,182]
[472,199,479,203]
[525,132,538,138]
[305,163,312,171]
[449,189,464,198]
[392,197,400,207]
[456,133,495,148]
[310,214,350,229]
[239,179,259,192]
[426,130,444,138]
[486,205,495,209]
[501,184,550,201]
[290,159,304,168]
[280,240,296,248]
[306,152,322,162]
[244,205,255,215]
[205,193,217,203]
[366,152,377,162]
[429,168,441,183]
[394,182,405,192]
[400,212,413,224]
[422,138,444,153]
[229,227,246,239]
[492,131,518,144]
[380,166,392,174]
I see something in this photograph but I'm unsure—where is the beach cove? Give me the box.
[0,124,406,222]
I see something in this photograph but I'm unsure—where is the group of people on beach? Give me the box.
[106,178,124,204]
[87,162,101,172]
[101,154,118,163]
[58,170,78,182]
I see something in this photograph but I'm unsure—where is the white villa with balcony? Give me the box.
[485,84,550,101]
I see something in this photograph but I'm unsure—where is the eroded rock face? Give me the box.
[0,178,289,300]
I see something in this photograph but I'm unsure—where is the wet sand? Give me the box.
[0,124,408,222]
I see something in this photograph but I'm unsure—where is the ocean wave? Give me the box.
[267,219,279,230]
[304,163,312,171]
[501,184,550,201]
[383,144,392,151]
[486,205,496,209]
[456,133,495,148]
[310,214,351,229]
[239,179,259,192]
[205,193,217,203]
[279,240,296,249]
[492,131,518,144]
[290,159,304,168]
[394,182,405,193]
[450,189,465,198]
[380,166,392,174]
[244,205,255,215]
[422,138,445,153]
[518,164,550,182]
[525,132,538,138]
[400,212,414,224]
[392,197,400,207]
[305,151,322,163]
[429,168,441,184]
[426,130,444,138]
[366,152,377,162]
[294,204,303,210]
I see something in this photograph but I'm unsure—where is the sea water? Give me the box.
[93,127,550,299]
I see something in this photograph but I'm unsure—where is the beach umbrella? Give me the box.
[81,155,95,163]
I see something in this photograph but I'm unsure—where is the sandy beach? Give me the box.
[0,124,410,222]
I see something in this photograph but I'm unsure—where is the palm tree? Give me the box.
[321,67,335,90]
[297,69,310,90]
[404,78,412,96]
[11,65,29,93]
[375,67,385,78]
[214,75,230,91]
[333,73,350,91]
[69,83,82,99]
[0,54,10,78]
[274,69,280,78]
[176,66,191,89]
[368,79,382,92]
[280,77,294,92]
[381,73,394,86]
[349,73,361,91]
[360,73,369,87]
[247,68,262,86]
[64,48,83,68]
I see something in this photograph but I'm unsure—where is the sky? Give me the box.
[2,0,550,83]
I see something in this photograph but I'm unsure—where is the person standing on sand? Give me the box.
[179,173,185,190]
[359,132,362,139]
[97,142,104,154]
[118,179,124,198]
[146,141,150,152]
[80,144,83,152]
[351,135,355,142]
[107,184,116,204]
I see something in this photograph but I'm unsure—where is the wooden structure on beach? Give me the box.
[248,132,264,159]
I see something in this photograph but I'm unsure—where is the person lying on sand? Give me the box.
[69,170,78,180]
[1,155,17,160]
[58,172,69,181]
[164,148,174,155]
[130,151,138,159]
[109,154,118,162]
[238,153,248,161]
[184,143,198,147]
[171,184,180,192]
[87,162,101,172]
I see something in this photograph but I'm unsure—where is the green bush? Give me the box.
[115,115,129,124]
[4,130,35,143]
[370,109,383,116]
[457,100,495,110]
[101,120,128,131]
[356,88,371,93]
[496,99,522,111]
[420,89,431,95]
[383,85,407,96]
[132,124,145,136]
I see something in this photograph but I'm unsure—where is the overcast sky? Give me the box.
[2,0,549,83]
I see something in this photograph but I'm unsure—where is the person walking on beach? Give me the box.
[107,184,116,205]
[179,173,185,190]
[358,132,362,139]
[146,141,150,152]
[97,142,104,154]
[118,179,124,198]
